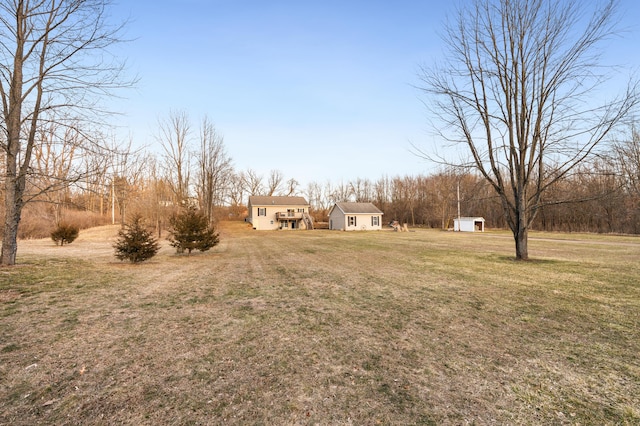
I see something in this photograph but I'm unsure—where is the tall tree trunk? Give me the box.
[513,192,529,260]
[1,3,24,265]
[418,0,637,260]
[514,224,528,261]
[2,175,24,265]
[0,1,132,264]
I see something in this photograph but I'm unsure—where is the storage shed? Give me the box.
[453,217,485,232]
[328,202,383,231]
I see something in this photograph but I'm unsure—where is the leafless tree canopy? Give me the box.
[418,0,638,259]
[196,116,233,222]
[243,169,264,197]
[266,170,284,196]
[0,0,134,265]
[614,127,640,198]
[156,110,192,205]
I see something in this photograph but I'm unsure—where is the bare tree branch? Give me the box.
[1,0,135,265]
[417,0,639,259]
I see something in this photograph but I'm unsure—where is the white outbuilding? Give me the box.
[453,217,485,232]
[328,202,384,231]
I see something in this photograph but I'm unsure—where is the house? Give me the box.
[453,217,485,232]
[246,196,313,230]
[328,202,384,231]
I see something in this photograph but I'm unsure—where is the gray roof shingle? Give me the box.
[248,196,309,206]
[334,202,383,214]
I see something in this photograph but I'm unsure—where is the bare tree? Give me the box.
[32,122,82,225]
[146,156,174,237]
[284,178,299,196]
[110,139,147,225]
[156,110,192,205]
[373,176,393,211]
[305,180,333,222]
[195,117,232,222]
[227,171,245,204]
[392,176,421,226]
[0,0,133,265]
[614,126,640,232]
[266,169,284,196]
[80,143,111,215]
[418,0,638,259]
[330,181,353,204]
[243,169,264,196]
[350,178,374,203]
[615,126,640,198]
[426,169,460,230]
[305,181,322,211]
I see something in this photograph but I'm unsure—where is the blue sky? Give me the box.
[108,0,640,187]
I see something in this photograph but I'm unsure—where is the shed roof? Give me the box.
[333,202,383,215]
[248,196,309,206]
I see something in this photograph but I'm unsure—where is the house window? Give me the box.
[348,216,356,226]
[258,208,266,216]
[372,216,379,226]
[298,208,305,213]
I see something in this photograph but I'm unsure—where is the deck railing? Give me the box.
[275,212,303,220]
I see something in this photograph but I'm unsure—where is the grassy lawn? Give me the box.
[1,222,639,425]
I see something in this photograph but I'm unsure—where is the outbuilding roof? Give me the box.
[332,202,383,215]
[248,196,309,206]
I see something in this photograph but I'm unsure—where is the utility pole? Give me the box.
[456,181,461,231]
[111,179,115,225]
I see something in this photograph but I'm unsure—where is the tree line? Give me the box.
[3,120,638,236]
[1,0,638,264]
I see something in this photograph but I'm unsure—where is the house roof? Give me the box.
[248,196,309,206]
[332,202,383,215]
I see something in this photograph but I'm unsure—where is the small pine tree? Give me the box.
[113,214,160,263]
[167,205,220,255]
[51,223,79,246]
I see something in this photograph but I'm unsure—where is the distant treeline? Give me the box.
[4,118,639,238]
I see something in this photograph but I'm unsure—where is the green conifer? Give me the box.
[113,214,160,263]
[167,206,220,255]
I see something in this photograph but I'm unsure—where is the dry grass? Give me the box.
[1,223,639,425]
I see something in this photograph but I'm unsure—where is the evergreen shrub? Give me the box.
[167,206,220,255]
[113,214,160,263]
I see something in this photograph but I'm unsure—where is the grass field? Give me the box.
[1,222,639,425]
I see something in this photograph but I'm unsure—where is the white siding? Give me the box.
[453,217,485,232]
[329,212,383,231]
[248,204,308,230]
[251,205,277,230]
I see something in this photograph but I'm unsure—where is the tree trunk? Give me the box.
[513,192,529,260]
[1,178,23,266]
[514,225,528,261]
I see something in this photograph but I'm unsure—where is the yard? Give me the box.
[1,222,639,425]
